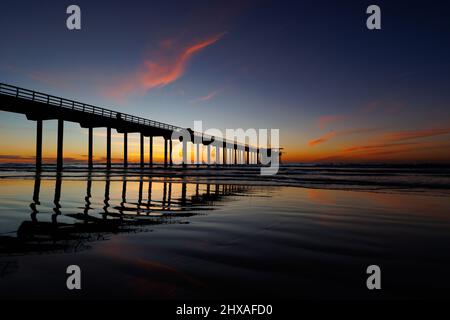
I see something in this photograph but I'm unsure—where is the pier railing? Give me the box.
[0,82,182,132]
[0,82,257,149]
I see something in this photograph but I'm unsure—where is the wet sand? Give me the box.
[0,165,450,300]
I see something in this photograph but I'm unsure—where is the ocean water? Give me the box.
[0,164,449,300]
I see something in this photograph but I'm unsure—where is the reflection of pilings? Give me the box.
[139,180,143,198]
[181,182,187,206]
[52,173,62,224]
[83,173,92,217]
[103,174,110,218]
[167,182,172,208]
[8,175,257,257]
[162,182,167,210]
[138,179,143,214]
[57,119,64,171]
[35,119,42,171]
[30,173,41,223]
[147,181,152,214]
[119,179,127,217]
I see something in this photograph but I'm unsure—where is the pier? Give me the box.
[0,83,278,170]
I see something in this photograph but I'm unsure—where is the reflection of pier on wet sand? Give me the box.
[0,173,255,256]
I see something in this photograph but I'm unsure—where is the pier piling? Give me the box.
[140,133,144,169]
[0,83,278,171]
[36,119,42,171]
[57,119,64,171]
[124,132,128,168]
[106,127,111,169]
[149,136,153,167]
[88,127,93,169]
[164,138,168,167]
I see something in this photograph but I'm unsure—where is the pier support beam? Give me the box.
[215,146,220,165]
[123,132,128,168]
[223,144,227,165]
[140,133,144,169]
[106,127,111,169]
[182,140,187,167]
[36,119,42,171]
[149,136,153,167]
[57,119,64,171]
[234,146,237,166]
[164,138,168,167]
[196,143,200,166]
[246,149,250,165]
[88,127,93,169]
[169,139,173,166]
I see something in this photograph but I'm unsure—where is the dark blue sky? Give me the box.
[1,0,450,162]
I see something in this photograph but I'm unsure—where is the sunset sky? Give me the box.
[1,0,450,163]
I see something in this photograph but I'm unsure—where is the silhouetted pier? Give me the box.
[0,83,278,170]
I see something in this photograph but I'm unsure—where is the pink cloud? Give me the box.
[308,131,337,147]
[382,128,450,142]
[341,142,417,153]
[308,128,378,147]
[190,89,222,104]
[104,33,226,100]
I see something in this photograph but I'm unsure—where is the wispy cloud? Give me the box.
[308,128,378,147]
[190,89,222,104]
[341,142,417,153]
[308,132,336,147]
[103,32,226,101]
[382,128,450,142]
[314,141,450,162]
